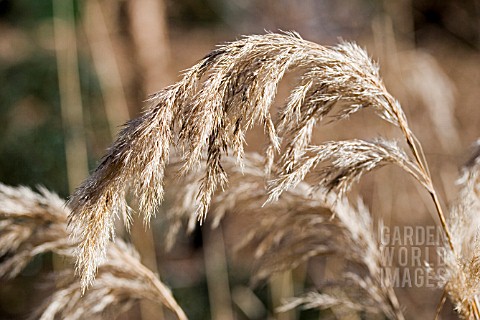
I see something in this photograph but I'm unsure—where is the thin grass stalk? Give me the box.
[130,217,165,320]
[53,0,89,191]
[270,271,295,320]
[126,2,172,318]
[128,0,171,92]
[383,93,455,252]
[203,226,234,320]
[83,0,131,138]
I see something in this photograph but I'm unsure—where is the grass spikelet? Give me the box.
[268,139,428,202]
[276,292,380,314]
[164,153,337,280]
[334,199,403,320]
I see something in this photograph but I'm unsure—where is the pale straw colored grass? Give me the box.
[65,32,477,318]
[68,32,450,290]
[0,184,71,279]
[165,153,404,319]
[0,183,186,320]
[36,240,187,320]
[438,140,480,319]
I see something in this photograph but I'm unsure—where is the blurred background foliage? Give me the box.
[0,0,479,319]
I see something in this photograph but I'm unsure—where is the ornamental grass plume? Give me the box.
[0,184,70,279]
[165,153,404,319]
[36,240,187,320]
[267,138,429,202]
[67,31,465,317]
[276,199,405,320]
[68,32,452,290]
[0,184,186,320]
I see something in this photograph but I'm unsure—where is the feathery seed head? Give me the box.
[67,32,419,290]
[0,184,186,319]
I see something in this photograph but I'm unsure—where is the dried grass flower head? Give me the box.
[0,183,186,320]
[439,140,480,319]
[0,184,71,279]
[166,152,404,319]
[67,31,443,291]
[37,240,187,320]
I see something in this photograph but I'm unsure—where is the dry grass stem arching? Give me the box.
[67,32,454,317]
[0,184,186,320]
[68,32,448,289]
